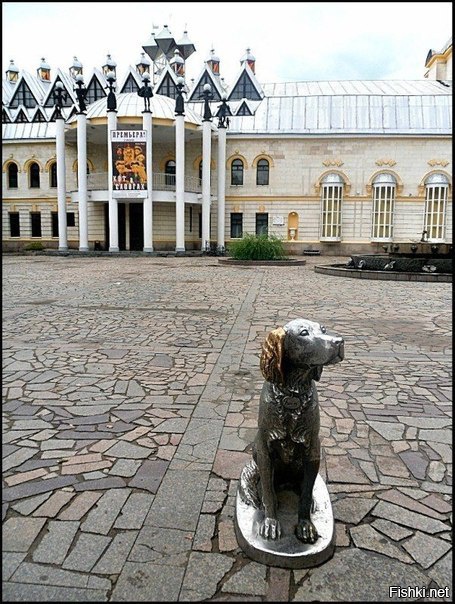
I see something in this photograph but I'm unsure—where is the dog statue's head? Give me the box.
[260,319,344,385]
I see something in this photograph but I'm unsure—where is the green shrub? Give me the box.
[24,242,44,251]
[227,233,287,260]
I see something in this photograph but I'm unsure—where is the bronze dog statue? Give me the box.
[239,318,344,543]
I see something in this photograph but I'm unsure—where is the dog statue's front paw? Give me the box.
[259,517,282,540]
[295,519,318,543]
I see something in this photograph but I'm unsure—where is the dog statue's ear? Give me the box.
[260,327,286,384]
[311,366,323,381]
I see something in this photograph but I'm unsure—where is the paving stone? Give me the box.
[103,440,153,459]
[350,524,413,564]
[332,497,377,524]
[419,429,451,444]
[11,562,91,588]
[112,562,184,601]
[222,561,267,595]
[32,491,76,517]
[218,519,239,552]
[397,416,451,428]
[428,460,446,482]
[292,548,430,601]
[358,460,379,482]
[335,522,350,546]
[420,494,453,514]
[32,520,79,564]
[403,529,452,570]
[372,500,449,534]
[58,491,103,521]
[114,492,153,529]
[11,492,52,515]
[3,448,37,472]
[81,489,131,534]
[371,519,414,541]
[366,421,404,441]
[427,551,452,591]
[2,583,108,602]
[40,439,76,450]
[62,533,112,572]
[376,455,410,478]
[92,531,139,574]
[2,552,27,581]
[326,455,370,484]
[73,476,127,491]
[62,459,113,475]
[399,450,429,479]
[213,450,252,480]
[145,470,209,531]
[2,517,47,551]
[377,489,447,520]
[180,552,234,601]
[128,459,169,493]
[129,526,193,566]
[267,567,291,601]
[193,514,215,552]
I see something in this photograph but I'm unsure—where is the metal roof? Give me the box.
[67,92,203,125]
[228,80,452,135]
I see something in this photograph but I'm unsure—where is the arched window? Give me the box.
[320,173,343,240]
[256,159,269,185]
[231,159,244,186]
[371,173,396,240]
[424,173,449,241]
[49,162,57,188]
[165,160,176,186]
[29,162,40,188]
[8,163,18,188]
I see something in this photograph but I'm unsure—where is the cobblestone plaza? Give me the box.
[2,255,452,601]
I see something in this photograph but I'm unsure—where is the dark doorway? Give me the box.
[129,203,144,251]
[104,202,126,250]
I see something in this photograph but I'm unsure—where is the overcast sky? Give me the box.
[2,2,452,86]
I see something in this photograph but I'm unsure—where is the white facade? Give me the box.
[2,40,452,255]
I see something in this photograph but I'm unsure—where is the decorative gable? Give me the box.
[228,64,263,101]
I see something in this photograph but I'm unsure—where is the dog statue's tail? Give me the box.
[238,459,262,509]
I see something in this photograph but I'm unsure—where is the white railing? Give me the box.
[83,172,202,193]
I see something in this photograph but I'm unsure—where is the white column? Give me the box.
[175,113,185,252]
[56,116,67,251]
[217,126,227,252]
[143,111,153,252]
[77,113,89,251]
[201,119,212,251]
[107,110,119,252]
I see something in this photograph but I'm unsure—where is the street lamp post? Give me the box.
[138,72,154,252]
[175,76,185,253]
[215,94,232,254]
[201,83,213,252]
[74,74,89,251]
[106,70,119,252]
[54,81,68,251]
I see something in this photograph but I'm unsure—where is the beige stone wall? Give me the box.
[223,135,452,248]
[2,132,452,252]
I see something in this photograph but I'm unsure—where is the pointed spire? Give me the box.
[207,48,220,76]
[37,58,51,81]
[240,48,256,74]
[6,59,19,82]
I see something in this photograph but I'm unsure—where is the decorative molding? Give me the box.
[252,154,274,168]
[258,205,265,212]
[375,159,396,167]
[322,159,343,167]
[314,169,351,196]
[428,159,449,167]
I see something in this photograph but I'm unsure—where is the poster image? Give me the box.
[111,130,147,198]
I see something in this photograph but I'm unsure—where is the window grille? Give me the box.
[424,173,449,241]
[320,173,343,240]
[371,173,396,240]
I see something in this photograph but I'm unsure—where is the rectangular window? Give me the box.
[230,213,243,238]
[9,212,20,237]
[198,212,202,238]
[51,212,59,237]
[321,185,342,240]
[371,185,395,240]
[67,212,75,227]
[424,185,447,241]
[30,212,42,237]
[256,213,269,236]
[189,206,193,232]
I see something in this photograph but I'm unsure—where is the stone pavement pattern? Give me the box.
[2,255,452,601]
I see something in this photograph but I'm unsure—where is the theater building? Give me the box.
[2,28,452,254]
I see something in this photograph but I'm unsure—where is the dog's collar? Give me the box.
[271,383,314,413]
